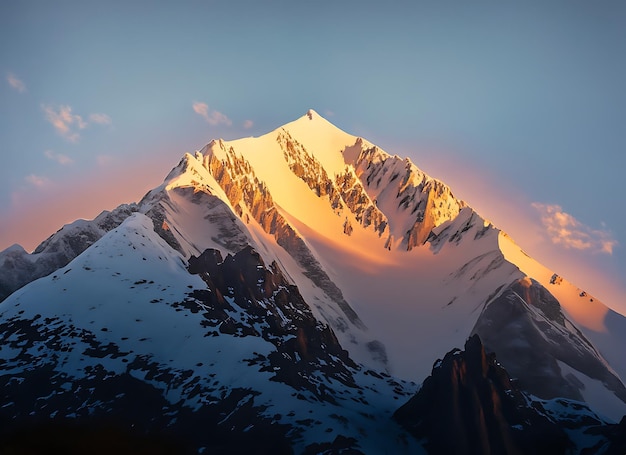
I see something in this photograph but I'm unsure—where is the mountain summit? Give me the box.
[1,111,625,453]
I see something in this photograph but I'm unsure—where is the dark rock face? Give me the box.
[603,416,626,454]
[473,279,626,405]
[187,246,360,400]
[394,334,571,455]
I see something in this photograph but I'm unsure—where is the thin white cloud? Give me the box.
[7,73,26,93]
[243,119,254,129]
[192,101,232,126]
[44,150,73,165]
[41,105,111,142]
[41,104,86,142]
[89,113,112,125]
[25,174,50,188]
[532,202,618,254]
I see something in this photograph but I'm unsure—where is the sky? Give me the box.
[1,1,625,313]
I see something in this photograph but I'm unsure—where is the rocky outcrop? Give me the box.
[188,246,359,401]
[277,130,337,202]
[334,167,388,236]
[394,334,571,454]
[0,243,375,453]
[277,130,388,236]
[350,145,465,250]
[428,208,495,253]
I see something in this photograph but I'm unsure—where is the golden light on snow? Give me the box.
[498,232,609,333]
[561,293,609,333]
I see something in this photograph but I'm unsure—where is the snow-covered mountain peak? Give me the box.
[2,111,626,452]
[188,112,476,255]
[292,108,331,124]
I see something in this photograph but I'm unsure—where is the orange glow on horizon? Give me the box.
[0,154,175,253]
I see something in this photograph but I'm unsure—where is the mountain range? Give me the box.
[1,110,625,454]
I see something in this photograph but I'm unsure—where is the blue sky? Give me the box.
[1,1,625,312]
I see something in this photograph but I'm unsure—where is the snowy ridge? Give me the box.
[0,204,139,302]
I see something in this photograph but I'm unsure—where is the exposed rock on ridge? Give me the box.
[187,246,359,401]
[348,143,466,250]
[277,129,388,237]
[394,334,572,454]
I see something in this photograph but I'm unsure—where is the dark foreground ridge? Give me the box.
[394,334,626,454]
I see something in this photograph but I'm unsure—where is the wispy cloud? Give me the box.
[243,119,254,129]
[7,73,26,93]
[25,174,50,188]
[532,202,618,254]
[44,150,73,165]
[42,105,111,142]
[42,104,86,142]
[192,102,232,126]
[89,113,112,125]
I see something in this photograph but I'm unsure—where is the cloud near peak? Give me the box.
[192,102,232,126]
[7,73,26,93]
[532,202,617,254]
